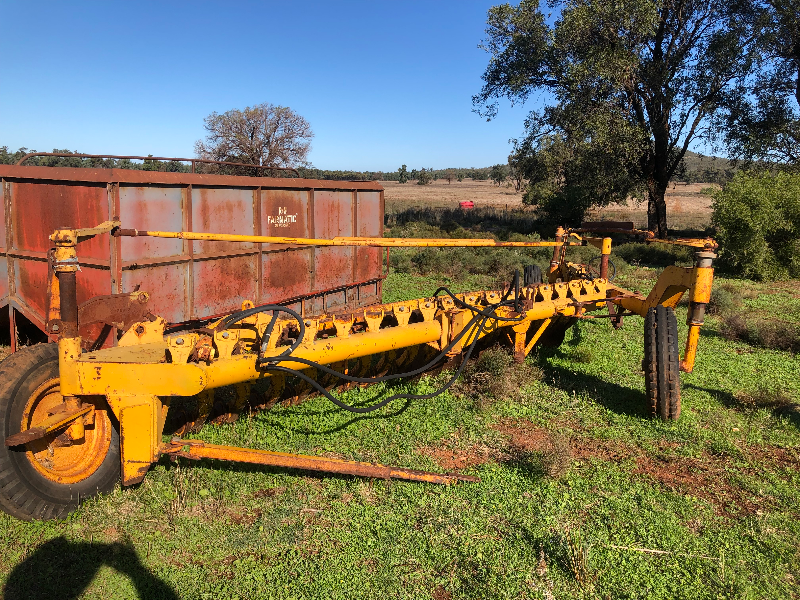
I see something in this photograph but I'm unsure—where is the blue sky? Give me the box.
[0,1,533,171]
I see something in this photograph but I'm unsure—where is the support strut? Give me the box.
[163,439,479,484]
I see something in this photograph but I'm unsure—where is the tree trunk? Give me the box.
[647,184,668,238]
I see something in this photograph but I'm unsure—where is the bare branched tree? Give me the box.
[194,103,313,171]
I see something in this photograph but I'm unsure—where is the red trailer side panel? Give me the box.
[0,165,384,349]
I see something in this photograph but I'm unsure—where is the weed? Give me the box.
[734,386,798,416]
[558,530,593,587]
[720,314,800,352]
[570,347,595,364]
[719,313,749,340]
[539,432,572,478]
[453,347,543,410]
[707,284,741,315]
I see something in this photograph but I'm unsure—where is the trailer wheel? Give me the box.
[0,344,120,520]
[644,306,681,420]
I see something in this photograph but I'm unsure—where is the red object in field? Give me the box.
[0,164,385,351]
[459,201,474,210]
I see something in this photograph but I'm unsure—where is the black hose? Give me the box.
[257,277,524,384]
[217,274,526,414]
[215,303,306,359]
[262,314,489,414]
[257,308,485,383]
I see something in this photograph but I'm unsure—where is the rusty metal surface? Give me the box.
[164,438,479,484]
[0,165,385,350]
[75,291,151,331]
[5,405,92,447]
[0,164,383,190]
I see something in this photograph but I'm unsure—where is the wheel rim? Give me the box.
[20,378,113,484]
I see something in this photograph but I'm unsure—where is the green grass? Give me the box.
[1,269,799,599]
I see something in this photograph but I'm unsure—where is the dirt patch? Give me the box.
[420,443,500,471]
[227,507,263,526]
[432,586,452,600]
[425,419,795,518]
[743,444,800,470]
[492,419,554,452]
[491,418,638,462]
[252,486,286,499]
[633,452,766,517]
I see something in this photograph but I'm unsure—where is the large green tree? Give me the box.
[719,0,799,164]
[474,0,760,236]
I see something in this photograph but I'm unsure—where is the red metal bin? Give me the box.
[0,165,385,351]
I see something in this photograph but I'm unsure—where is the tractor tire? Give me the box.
[0,344,120,520]
[644,306,681,420]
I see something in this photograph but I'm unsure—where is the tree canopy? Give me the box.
[474,0,762,236]
[195,103,313,172]
[718,0,800,164]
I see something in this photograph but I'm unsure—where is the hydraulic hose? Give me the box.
[256,273,524,413]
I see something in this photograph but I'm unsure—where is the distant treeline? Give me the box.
[0,147,193,172]
[2,146,732,184]
[297,166,494,182]
[676,151,736,185]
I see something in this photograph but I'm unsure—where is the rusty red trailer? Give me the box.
[0,164,385,351]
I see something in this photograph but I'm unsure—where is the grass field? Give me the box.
[383,180,717,231]
[1,256,798,599]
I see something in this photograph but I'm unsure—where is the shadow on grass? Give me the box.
[535,347,650,419]
[685,383,800,431]
[3,536,177,600]
[253,394,416,436]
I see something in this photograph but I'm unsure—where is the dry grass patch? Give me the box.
[734,386,799,419]
[382,179,524,212]
[632,452,767,517]
[382,180,715,231]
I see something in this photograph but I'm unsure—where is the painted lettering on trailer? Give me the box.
[267,207,298,228]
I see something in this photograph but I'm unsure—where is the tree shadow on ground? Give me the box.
[3,536,178,600]
[685,383,800,432]
[534,347,650,419]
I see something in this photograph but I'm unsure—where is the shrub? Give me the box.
[720,313,800,352]
[734,385,797,415]
[453,346,543,410]
[614,242,694,268]
[707,284,741,315]
[712,170,800,280]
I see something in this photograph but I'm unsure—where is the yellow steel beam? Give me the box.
[113,229,581,248]
[62,281,609,398]
[202,319,444,390]
[107,395,164,485]
[163,439,479,484]
[524,318,552,357]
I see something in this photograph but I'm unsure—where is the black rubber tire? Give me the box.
[0,344,120,520]
[644,306,681,420]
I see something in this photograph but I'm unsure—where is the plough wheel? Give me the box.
[0,344,120,520]
[644,306,681,420]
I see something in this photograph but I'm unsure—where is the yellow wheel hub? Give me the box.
[21,379,113,484]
